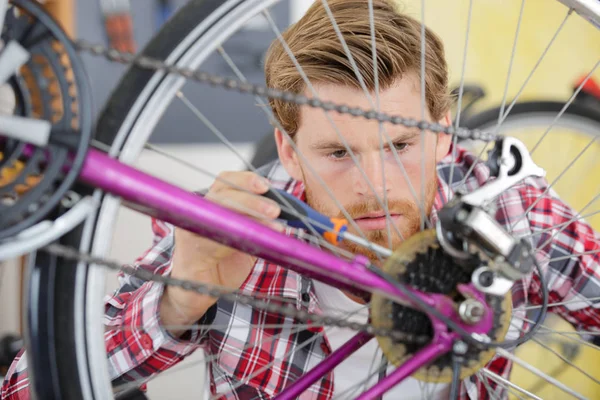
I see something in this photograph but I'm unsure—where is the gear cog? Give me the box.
[371,229,512,383]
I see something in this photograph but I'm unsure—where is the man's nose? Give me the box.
[353,153,391,198]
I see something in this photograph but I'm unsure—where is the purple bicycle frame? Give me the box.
[77,148,493,399]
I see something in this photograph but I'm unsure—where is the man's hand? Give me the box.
[159,171,281,337]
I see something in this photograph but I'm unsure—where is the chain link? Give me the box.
[74,39,499,143]
[44,243,430,344]
[56,38,498,347]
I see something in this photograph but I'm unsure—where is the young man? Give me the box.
[3,0,600,399]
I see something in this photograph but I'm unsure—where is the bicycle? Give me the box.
[0,0,599,399]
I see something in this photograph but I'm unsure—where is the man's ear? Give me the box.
[275,128,304,181]
[435,111,453,162]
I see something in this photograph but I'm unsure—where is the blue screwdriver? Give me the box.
[263,188,393,257]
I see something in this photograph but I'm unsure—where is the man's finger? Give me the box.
[211,171,269,194]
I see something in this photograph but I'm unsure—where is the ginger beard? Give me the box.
[304,177,438,265]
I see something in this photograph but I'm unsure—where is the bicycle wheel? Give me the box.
[1,0,600,399]
[458,101,600,399]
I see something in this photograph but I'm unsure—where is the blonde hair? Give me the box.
[264,0,451,138]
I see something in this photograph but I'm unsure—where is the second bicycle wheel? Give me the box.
[460,100,600,232]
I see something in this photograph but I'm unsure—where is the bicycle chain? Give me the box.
[46,39,497,346]
[73,39,500,143]
[44,243,430,344]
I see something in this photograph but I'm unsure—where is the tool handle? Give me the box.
[263,188,347,244]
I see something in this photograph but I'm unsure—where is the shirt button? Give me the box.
[140,334,153,350]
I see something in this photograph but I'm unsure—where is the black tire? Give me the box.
[460,100,600,131]
[94,0,235,148]
[248,100,600,168]
[26,1,249,399]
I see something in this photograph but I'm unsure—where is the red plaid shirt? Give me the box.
[3,145,600,399]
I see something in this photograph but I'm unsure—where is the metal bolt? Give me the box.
[458,298,485,324]
[478,270,495,288]
[471,333,491,343]
[61,190,81,208]
[453,340,468,355]
[456,209,469,222]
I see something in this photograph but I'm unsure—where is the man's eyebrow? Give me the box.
[309,140,356,152]
[308,129,421,151]
[387,129,420,143]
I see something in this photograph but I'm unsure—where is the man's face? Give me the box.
[276,73,451,262]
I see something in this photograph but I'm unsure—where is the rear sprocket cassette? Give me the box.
[371,229,512,383]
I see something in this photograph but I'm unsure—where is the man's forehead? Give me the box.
[297,77,425,144]
[302,76,420,109]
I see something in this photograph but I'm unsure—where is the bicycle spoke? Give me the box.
[175,91,324,241]
[511,314,600,352]
[368,0,392,250]
[260,8,432,236]
[509,135,599,231]
[113,318,319,394]
[496,347,586,399]
[332,352,387,399]
[175,90,388,260]
[0,0,7,36]
[216,45,387,262]
[355,334,385,395]
[508,319,600,386]
[459,56,595,202]
[320,0,436,235]
[535,330,600,337]
[117,299,371,395]
[498,9,573,124]
[263,7,405,245]
[419,0,426,232]
[141,142,362,260]
[525,209,600,238]
[531,336,600,384]
[524,295,600,311]
[110,322,346,332]
[499,0,527,124]
[475,371,502,400]
[530,59,600,155]
[547,248,600,262]
[175,87,391,260]
[447,0,474,203]
[455,0,526,194]
[210,303,371,399]
[480,369,541,400]
[532,189,600,252]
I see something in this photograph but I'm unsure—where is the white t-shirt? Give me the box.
[312,280,450,399]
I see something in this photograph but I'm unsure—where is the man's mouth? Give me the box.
[354,212,402,230]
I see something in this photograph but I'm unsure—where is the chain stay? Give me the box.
[44,243,429,344]
[73,39,498,143]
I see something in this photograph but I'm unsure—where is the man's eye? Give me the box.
[393,142,408,151]
[328,150,347,159]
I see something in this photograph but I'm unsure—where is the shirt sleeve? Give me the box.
[104,218,215,385]
[520,178,600,332]
[1,218,217,399]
